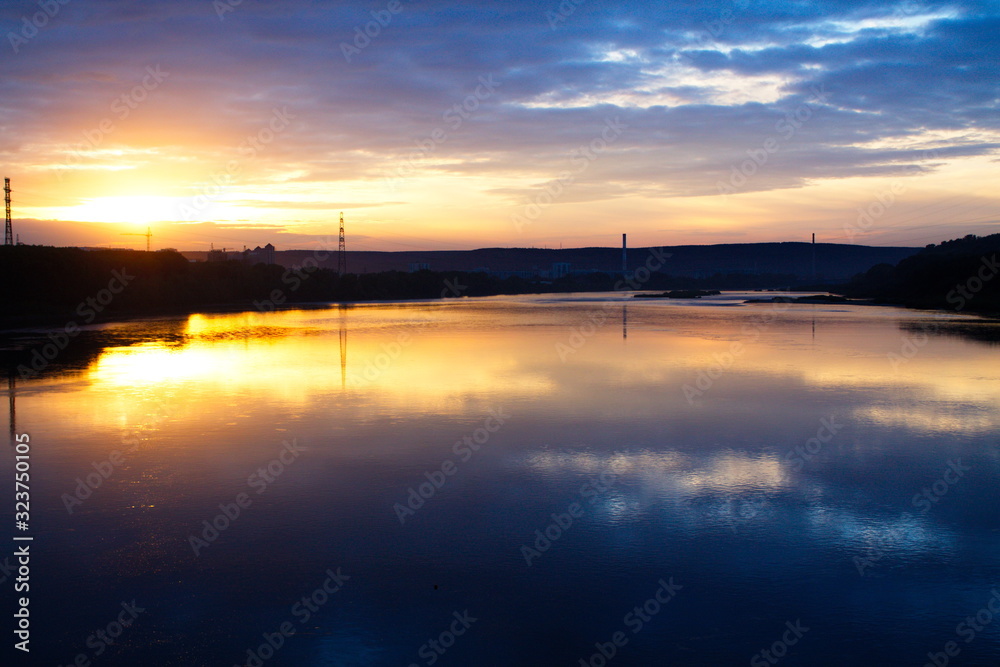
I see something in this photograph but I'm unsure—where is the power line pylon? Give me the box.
[337,212,347,275]
[4,178,12,246]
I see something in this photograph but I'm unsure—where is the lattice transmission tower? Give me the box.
[4,178,12,246]
[337,211,347,275]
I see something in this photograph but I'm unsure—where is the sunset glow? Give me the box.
[2,1,997,252]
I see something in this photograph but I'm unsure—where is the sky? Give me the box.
[1,0,998,252]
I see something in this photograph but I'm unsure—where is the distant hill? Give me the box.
[181,242,917,281]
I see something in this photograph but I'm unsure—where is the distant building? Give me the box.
[491,269,537,279]
[408,262,430,272]
[551,262,571,279]
[207,248,227,262]
[243,243,276,265]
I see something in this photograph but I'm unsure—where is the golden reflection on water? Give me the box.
[15,296,1000,459]
[88,328,998,413]
[89,305,567,409]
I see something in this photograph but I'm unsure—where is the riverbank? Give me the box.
[5,236,999,333]
[832,234,1000,315]
[0,245,834,331]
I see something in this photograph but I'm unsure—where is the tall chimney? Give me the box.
[811,233,816,279]
[622,233,627,275]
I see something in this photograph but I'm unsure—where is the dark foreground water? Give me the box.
[3,292,1000,666]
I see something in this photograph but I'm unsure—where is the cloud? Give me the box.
[0,0,997,246]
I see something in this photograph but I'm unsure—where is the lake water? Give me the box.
[4,292,1000,666]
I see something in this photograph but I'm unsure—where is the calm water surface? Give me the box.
[4,292,1000,666]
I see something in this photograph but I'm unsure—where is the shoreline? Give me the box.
[3,289,997,339]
